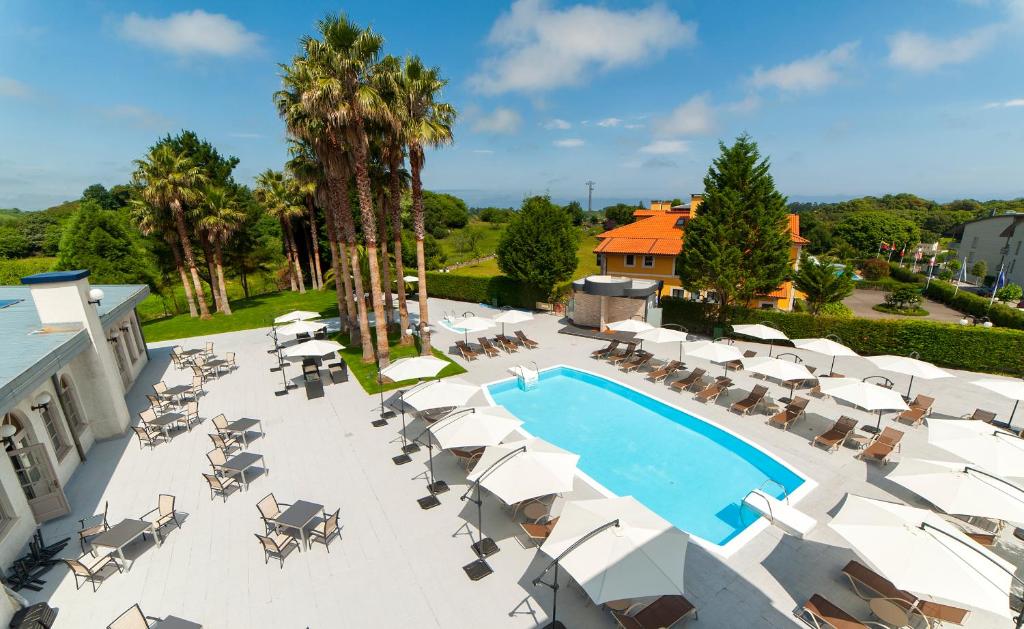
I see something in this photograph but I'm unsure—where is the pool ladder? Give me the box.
[740,479,789,524]
[515,361,539,391]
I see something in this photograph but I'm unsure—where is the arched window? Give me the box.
[57,375,85,434]
[36,399,70,462]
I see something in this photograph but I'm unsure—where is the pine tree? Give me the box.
[792,255,855,314]
[678,134,790,322]
[497,196,579,298]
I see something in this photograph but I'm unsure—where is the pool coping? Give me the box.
[480,363,819,559]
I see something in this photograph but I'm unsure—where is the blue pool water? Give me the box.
[488,367,805,545]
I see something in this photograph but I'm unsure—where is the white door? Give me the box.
[8,444,70,522]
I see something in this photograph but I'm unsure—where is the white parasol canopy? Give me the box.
[791,337,858,373]
[732,323,788,341]
[427,406,522,450]
[379,356,449,382]
[274,310,321,324]
[606,319,654,334]
[467,437,579,505]
[888,458,1024,523]
[276,319,327,337]
[972,379,1024,427]
[635,327,690,360]
[400,378,480,412]
[817,377,909,412]
[492,310,534,335]
[540,496,689,604]
[927,420,1024,479]
[402,275,419,283]
[865,354,954,398]
[740,356,815,383]
[681,340,743,375]
[450,315,497,343]
[281,339,344,359]
[830,494,1015,617]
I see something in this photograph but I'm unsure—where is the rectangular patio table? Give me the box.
[220,452,266,490]
[160,384,192,404]
[153,616,202,629]
[271,500,322,551]
[219,417,263,447]
[90,519,156,571]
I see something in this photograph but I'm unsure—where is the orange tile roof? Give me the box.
[760,281,794,299]
[594,237,683,255]
[789,214,810,244]
[596,213,684,256]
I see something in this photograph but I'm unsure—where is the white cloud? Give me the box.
[472,149,496,154]
[470,0,696,94]
[725,93,761,113]
[470,107,522,134]
[656,94,714,136]
[119,10,261,57]
[887,25,1001,71]
[623,123,644,129]
[596,117,622,127]
[0,76,31,98]
[640,140,689,154]
[750,42,858,91]
[102,104,171,129]
[553,138,585,148]
[984,98,1024,108]
[543,118,571,130]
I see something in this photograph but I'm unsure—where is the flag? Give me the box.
[899,245,906,258]
[994,267,1007,294]
[929,256,936,266]
[880,241,889,252]
[914,250,922,261]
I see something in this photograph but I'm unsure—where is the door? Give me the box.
[8,443,70,522]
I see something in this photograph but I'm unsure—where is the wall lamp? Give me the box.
[30,392,52,412]
[87,288,104,307]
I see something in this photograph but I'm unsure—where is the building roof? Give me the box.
[789,214,810,245]
[595,213,685,256]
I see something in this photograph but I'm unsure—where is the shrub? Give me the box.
[856,278,920,292]
[860,258,890,281]
[873,304,928,317]
[884,287,921,310]
[818,301,853,318]
[922,279,1024,330]
[0,257,55,284]
[423,271,573,308]
[888,263,922,284]
[996,283,1023,303]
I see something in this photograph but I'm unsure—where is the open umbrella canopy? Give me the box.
[740,356,815,383]
[276,319,327,337]
[281,339,344,359]
[493,310,534,325]
[400,378,480,412]
[830,494,1015,617]
[541,496,689,604]
[379,356,449,382]
[606,319,654,334]
[681,340,743,364]
[972,379,1024,425]
[274,310,321,324]
[888,458,1024,523]
[402,275,419,282]
[467,437,579,505]
[927,420,1024,479]
[792,337,859,357]
[867,355,953,380]
[428,406,522,450]
[732,323,788,341]
[817,377,909,412]
[451,316,497,333]
[634,327,690,344]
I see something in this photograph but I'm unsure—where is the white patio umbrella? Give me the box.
[466,437,579,505]
[492,309,534,336]
[401,378,480,412]
[732,323,788,356]
[972,379,1024,428]
[402,275,419,283]
[450,315,497,344]
[379,356,449,383]
[538,496,689,605]
[791,337,859,374]
[830,494,1015,618]
[606,318,654,334]
[740,356,816,398]
[682,340,743,376]
[276,319,326,337]
[378,362,463,458]
[928,420,1024,479]
[281,339,344,359]
[817,377,909,433]
[274,310,321,324]
[428,406,523,450]
[889,458,1024,523]
[634,327,690,361]
[865,354,954,398]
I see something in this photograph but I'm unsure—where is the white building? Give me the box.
[951,213,1024,285]
[0,270,148,600]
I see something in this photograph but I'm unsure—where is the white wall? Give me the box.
[954,216,1024,286]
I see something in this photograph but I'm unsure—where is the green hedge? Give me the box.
[0,257,55,285]
[661,297,1024,375]
[424,271,573,308]
[922,279,1024,329]
[888,263,921,284]
[856,279,920,292]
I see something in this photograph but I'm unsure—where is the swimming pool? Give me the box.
[486,366,811,548]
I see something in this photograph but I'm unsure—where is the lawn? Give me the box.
[435,220,507,266]
[137,273,279,322]
[449,231,601,279]
[334,332,466,394]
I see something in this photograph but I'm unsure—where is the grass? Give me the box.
[137,273,279,322]
[446,231,602,279]
[872,304,930,316]
[436,221,507,266]
[334,332,466,394]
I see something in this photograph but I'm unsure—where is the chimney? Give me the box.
[690,194,703,215]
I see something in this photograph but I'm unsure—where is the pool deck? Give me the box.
[25,296,1023,628]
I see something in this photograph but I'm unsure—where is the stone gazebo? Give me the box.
[568,275,661,331]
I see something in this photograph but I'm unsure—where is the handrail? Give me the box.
[742,489,775,523]
[759,478,790,502]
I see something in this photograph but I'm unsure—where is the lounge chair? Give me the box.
[515,330,539,349]
[256,493,292,534]
[841,560,969,626]
[796,594,876,629]
[647,360,683,382]
[768,397,809,430]
[496,335,521,352]
[962,408,1005,427]
[130,425,163,450]
[519,515,559,547]
[141,494,181,538]
[725,349,757,372]
[670,368,706,392]
[730,385,770,415]
[621,351,654,372]
[455,340,479,361]
[78,501,109,552]
[201,473,239,502]
[255,532,299,569]
[307,508,341,551]
[477,337,500,357]
[812,416,858,452]
[895,395,935,427]
[328,362,347,383]
[859,427,904,464]
[592,340,620,359]
[694,381,729,404]
[608,343,638,365]
[62,553,122,592]
[611,594,698,629]
[450,447,484,470]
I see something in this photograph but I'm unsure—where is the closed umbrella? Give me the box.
[791,337,858,374]
[492,309,534,336]
[927,420,1024,479]
[276,319,326,337]
[281,339,344,359]
[817,377,909,433]
[274,310,321,324]
[972,379,1024,428]
[634,327,690,361]
[740,356,816,398]
[428,406,522,450]
[830,494,1015,619]
[682,340,743,376]
[732,323,788,356]
[865,354,954,399]
[889,458,1024,523]
[450,315,497,344]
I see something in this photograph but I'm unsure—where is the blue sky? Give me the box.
[1,1,1022,210]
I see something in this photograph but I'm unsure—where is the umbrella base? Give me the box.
[417,494,441,510]
[392,453,412,465]
[861,425,881,435]
[269,366,282,372]
[274,384,296,397]
[371,418,388,428]
[402,443,421,454]
[542,623,567,629]
[380,410,396,420]
[427,480,449,494]
[463,558,493,581]
[472,537,499,558]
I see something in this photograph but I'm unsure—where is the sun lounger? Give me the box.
[694,381,729,404]
[812,416,858,451]
[730,385,770,415]
[796,594,873,629]
[647,360,683,382]
[841,560,970,626]
[450,447,484,470]
[496,335,520,352]
[620,351,653,372]
[515,330,539,349]
[611,594,698,629]
[477,337,500,357]
[606,342,636,364]
[963,407,1008,428]
[455,341,480,361]
[896,394,935,426]
[592,340,620,359]
[768,397,809,430]
[519,515,559,547]
[726,349,757,372]
[670,368,706,392]
[859,427,903,464]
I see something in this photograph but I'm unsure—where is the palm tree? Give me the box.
[254,170,305,294]
[133,143,211,318]
[199,186,246,315]
[130,197,198,317]
[367,143,394,326]
[397,55,456,354]
[286,141,325,290]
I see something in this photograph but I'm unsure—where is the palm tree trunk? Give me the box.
[200,237,222,313]
[376,189,394,327]
[338,175,372,356]
[389,155,411,345]
[410,147,431,355]
[321,183,349,333]
[168,235,198,318]
[305,226,318,290]
[350,125,390,367]
[214,242,232,315]
[285,220,306,294]
[172,200,210,319]
[307,195,324,289]
[280,218,298,292]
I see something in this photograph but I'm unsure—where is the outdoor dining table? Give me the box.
[221,417,264,447]
[160,384,192,404]
[206,358,229,376]
[271,500,323,551]
[220,452,266,490]
[151,617,203,629]
[89,519,157,571]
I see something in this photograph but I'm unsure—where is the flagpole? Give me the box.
[953,257,967,297]
[989,262,1005,308]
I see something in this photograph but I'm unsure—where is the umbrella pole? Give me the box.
[875,410,883,432]
[769,339,774,357]
[907,375,915,399]
[1011,400,1020,430]
[469,481,498,558]
[544,561,563,629]
[426,433,448,494]
[830,355,836,375]
[274,360,293,396]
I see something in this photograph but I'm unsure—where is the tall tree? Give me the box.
[497,195,579,297]
[792,255,855,315]
[56,200,158,286]
[133,143,212,318]
[678,134,791,323]
[199,186,246,315]
[286,141,325,290]
[396,55,456,355]
[130,197,198,317]
[254,170,305,294]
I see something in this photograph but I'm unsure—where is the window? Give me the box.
[130,314,145,354]
[121,324,138,362]
[39,405,70,461]
[760,302,776,310]
[58,375,85,433]
[670,287,686,298]
[642,255,655,268]
[111,338,129,388]
[624,254,635,267]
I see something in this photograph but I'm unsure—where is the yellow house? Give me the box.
[594,196,809,310]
